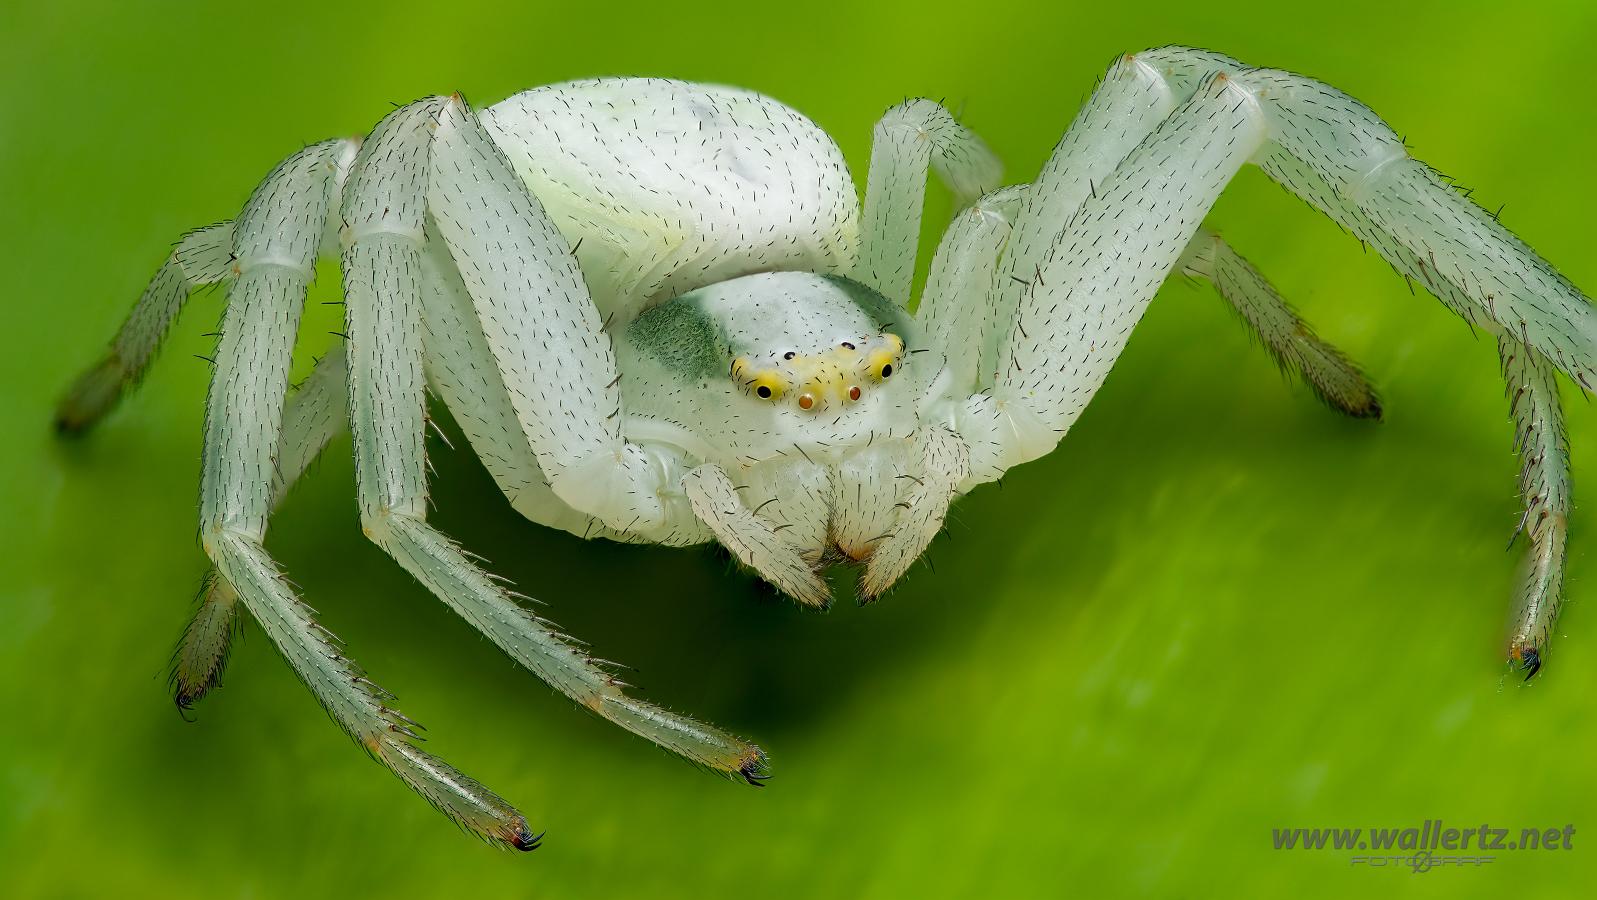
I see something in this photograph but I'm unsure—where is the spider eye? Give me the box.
[865,334,904,383]
[748,372,786,401]
[735,357,788,401]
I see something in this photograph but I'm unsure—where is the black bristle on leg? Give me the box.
[1521,647,1543,681]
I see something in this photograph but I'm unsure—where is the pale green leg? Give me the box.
[917,186,1023,393]
[1241,141,1581,676]
[986,45,1594,670]
[856,99,1002,306]
[984,51,1186,385]
[353,100,768,806]
[1501,337,1569,678]
[428,95,676,535]
[987,74,1270,452]
[192,135,541,849]
[1157,48,1589,671]
[1129,45,1597,389]
[56,222,234,432]
[174,346,349,710]
[1177,228,1381,419]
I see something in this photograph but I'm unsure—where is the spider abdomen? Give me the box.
[481,78,861,324]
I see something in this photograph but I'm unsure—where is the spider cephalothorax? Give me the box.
[612,271,953,600]
[58,48,1593,849]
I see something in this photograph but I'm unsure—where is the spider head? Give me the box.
[681,272,914,422]
[619,269,931,447]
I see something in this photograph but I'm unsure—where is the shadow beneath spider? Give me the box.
[395,404,1066,738]
[321,369,1485,741]
[178,350,1509,753]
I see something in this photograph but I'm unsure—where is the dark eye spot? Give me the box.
[756,385,772,398]
[783,351,796,360]
[841,341,855,350]
[881,364,893,378]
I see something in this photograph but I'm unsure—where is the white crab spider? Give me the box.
[58,46,1592,849]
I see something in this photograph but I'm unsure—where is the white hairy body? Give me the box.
[59,47,1593,849]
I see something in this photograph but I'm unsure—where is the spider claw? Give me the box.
[739,761,771,787]
[1520,647,1543,681]
[507,820,545,851]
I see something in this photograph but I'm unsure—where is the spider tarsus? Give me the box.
[171,674,220,719]
[54,356,124,436]
[172,692,199,723]
[53,412,91,436]
[785,583,833,612]
[739,761,772,788]
[1349,395,1383,421]
[505,819,545,851]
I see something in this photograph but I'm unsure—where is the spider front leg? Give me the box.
[916,187,1025,391]
[1136,48,1597,395]
[1141,47,1595,670]
[983,51,1190,379]
[426,95,672,536]
[969,47,1595,670]
[957,74,1269,476]
[1501,336,1569,679]
[856,99,1002,305]
[346,97,765,784]
[1249,127,1579,675]
[414,231,645,542]
[920,189,1382,416]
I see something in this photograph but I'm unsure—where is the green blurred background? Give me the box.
[4,1,1596,896]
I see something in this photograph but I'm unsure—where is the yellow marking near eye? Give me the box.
[737,334,905,410]
[733,356,790,401]
[866,333,904,381]
[751,372,787,400]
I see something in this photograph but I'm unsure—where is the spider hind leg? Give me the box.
[56,223,234,433]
